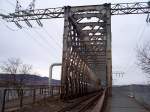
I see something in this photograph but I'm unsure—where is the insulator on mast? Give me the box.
[147,1,150,6]
[27,0,36,10]
[25,19,32,27]
[146,13,150,23]
[146,1,150,23]
[15,0,22,12]
[36,19,43,27]
[14,21,22,29]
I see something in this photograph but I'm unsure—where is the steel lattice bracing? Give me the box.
[111,2,150,15]
[60,4,112,99]
[0,2,150,23]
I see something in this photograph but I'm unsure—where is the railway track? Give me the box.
[57,91,103,112]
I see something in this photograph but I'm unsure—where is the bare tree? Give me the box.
[0,58,22,74]
[19,64,32,87]
[0,58,22,85]
[19,64,32,74]
[0,58,32,87]
[136,43,150,74]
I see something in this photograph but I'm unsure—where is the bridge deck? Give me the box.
[103,87,149,112]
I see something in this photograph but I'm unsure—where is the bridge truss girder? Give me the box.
[61,4,112,99]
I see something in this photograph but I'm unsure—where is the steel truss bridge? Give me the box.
[0,2,150,100]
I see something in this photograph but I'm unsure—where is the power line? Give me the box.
[22,29,59,58]
[32,29,55,48]
[22,29,50,52]
[3,0,62,50]
[126,24,150,74]
[32,29,61,54]
[125,23,149,75]
[0,19,60,59]
[0,19,19,31]
[5,0,15,6]
[4,0,62,50]
[0,19,49,53]
[0,1,61,58]
[2,0,62,57]
[42,27,62,48]
[136,24,147,44]
[0,19,61,57]
[123,24,147,73]
[0,9,9,14]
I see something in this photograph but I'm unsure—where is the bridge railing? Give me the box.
[0,85,61,112]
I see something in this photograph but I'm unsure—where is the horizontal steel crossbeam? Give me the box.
[111,2,150,15]
[0,2,150,22]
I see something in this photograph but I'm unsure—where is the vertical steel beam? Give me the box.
[105,4,112,96]
[61,6,71,99]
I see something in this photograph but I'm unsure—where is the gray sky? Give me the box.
[0,0,150,85]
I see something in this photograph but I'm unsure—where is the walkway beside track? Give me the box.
[103,87,150,112]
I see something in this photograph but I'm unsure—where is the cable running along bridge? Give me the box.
[0,1,150,103]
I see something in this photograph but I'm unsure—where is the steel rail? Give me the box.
[57,91,102,112]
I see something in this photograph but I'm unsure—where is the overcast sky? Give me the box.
[0,0,150,85]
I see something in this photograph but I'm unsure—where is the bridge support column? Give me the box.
[106,4,112,96]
